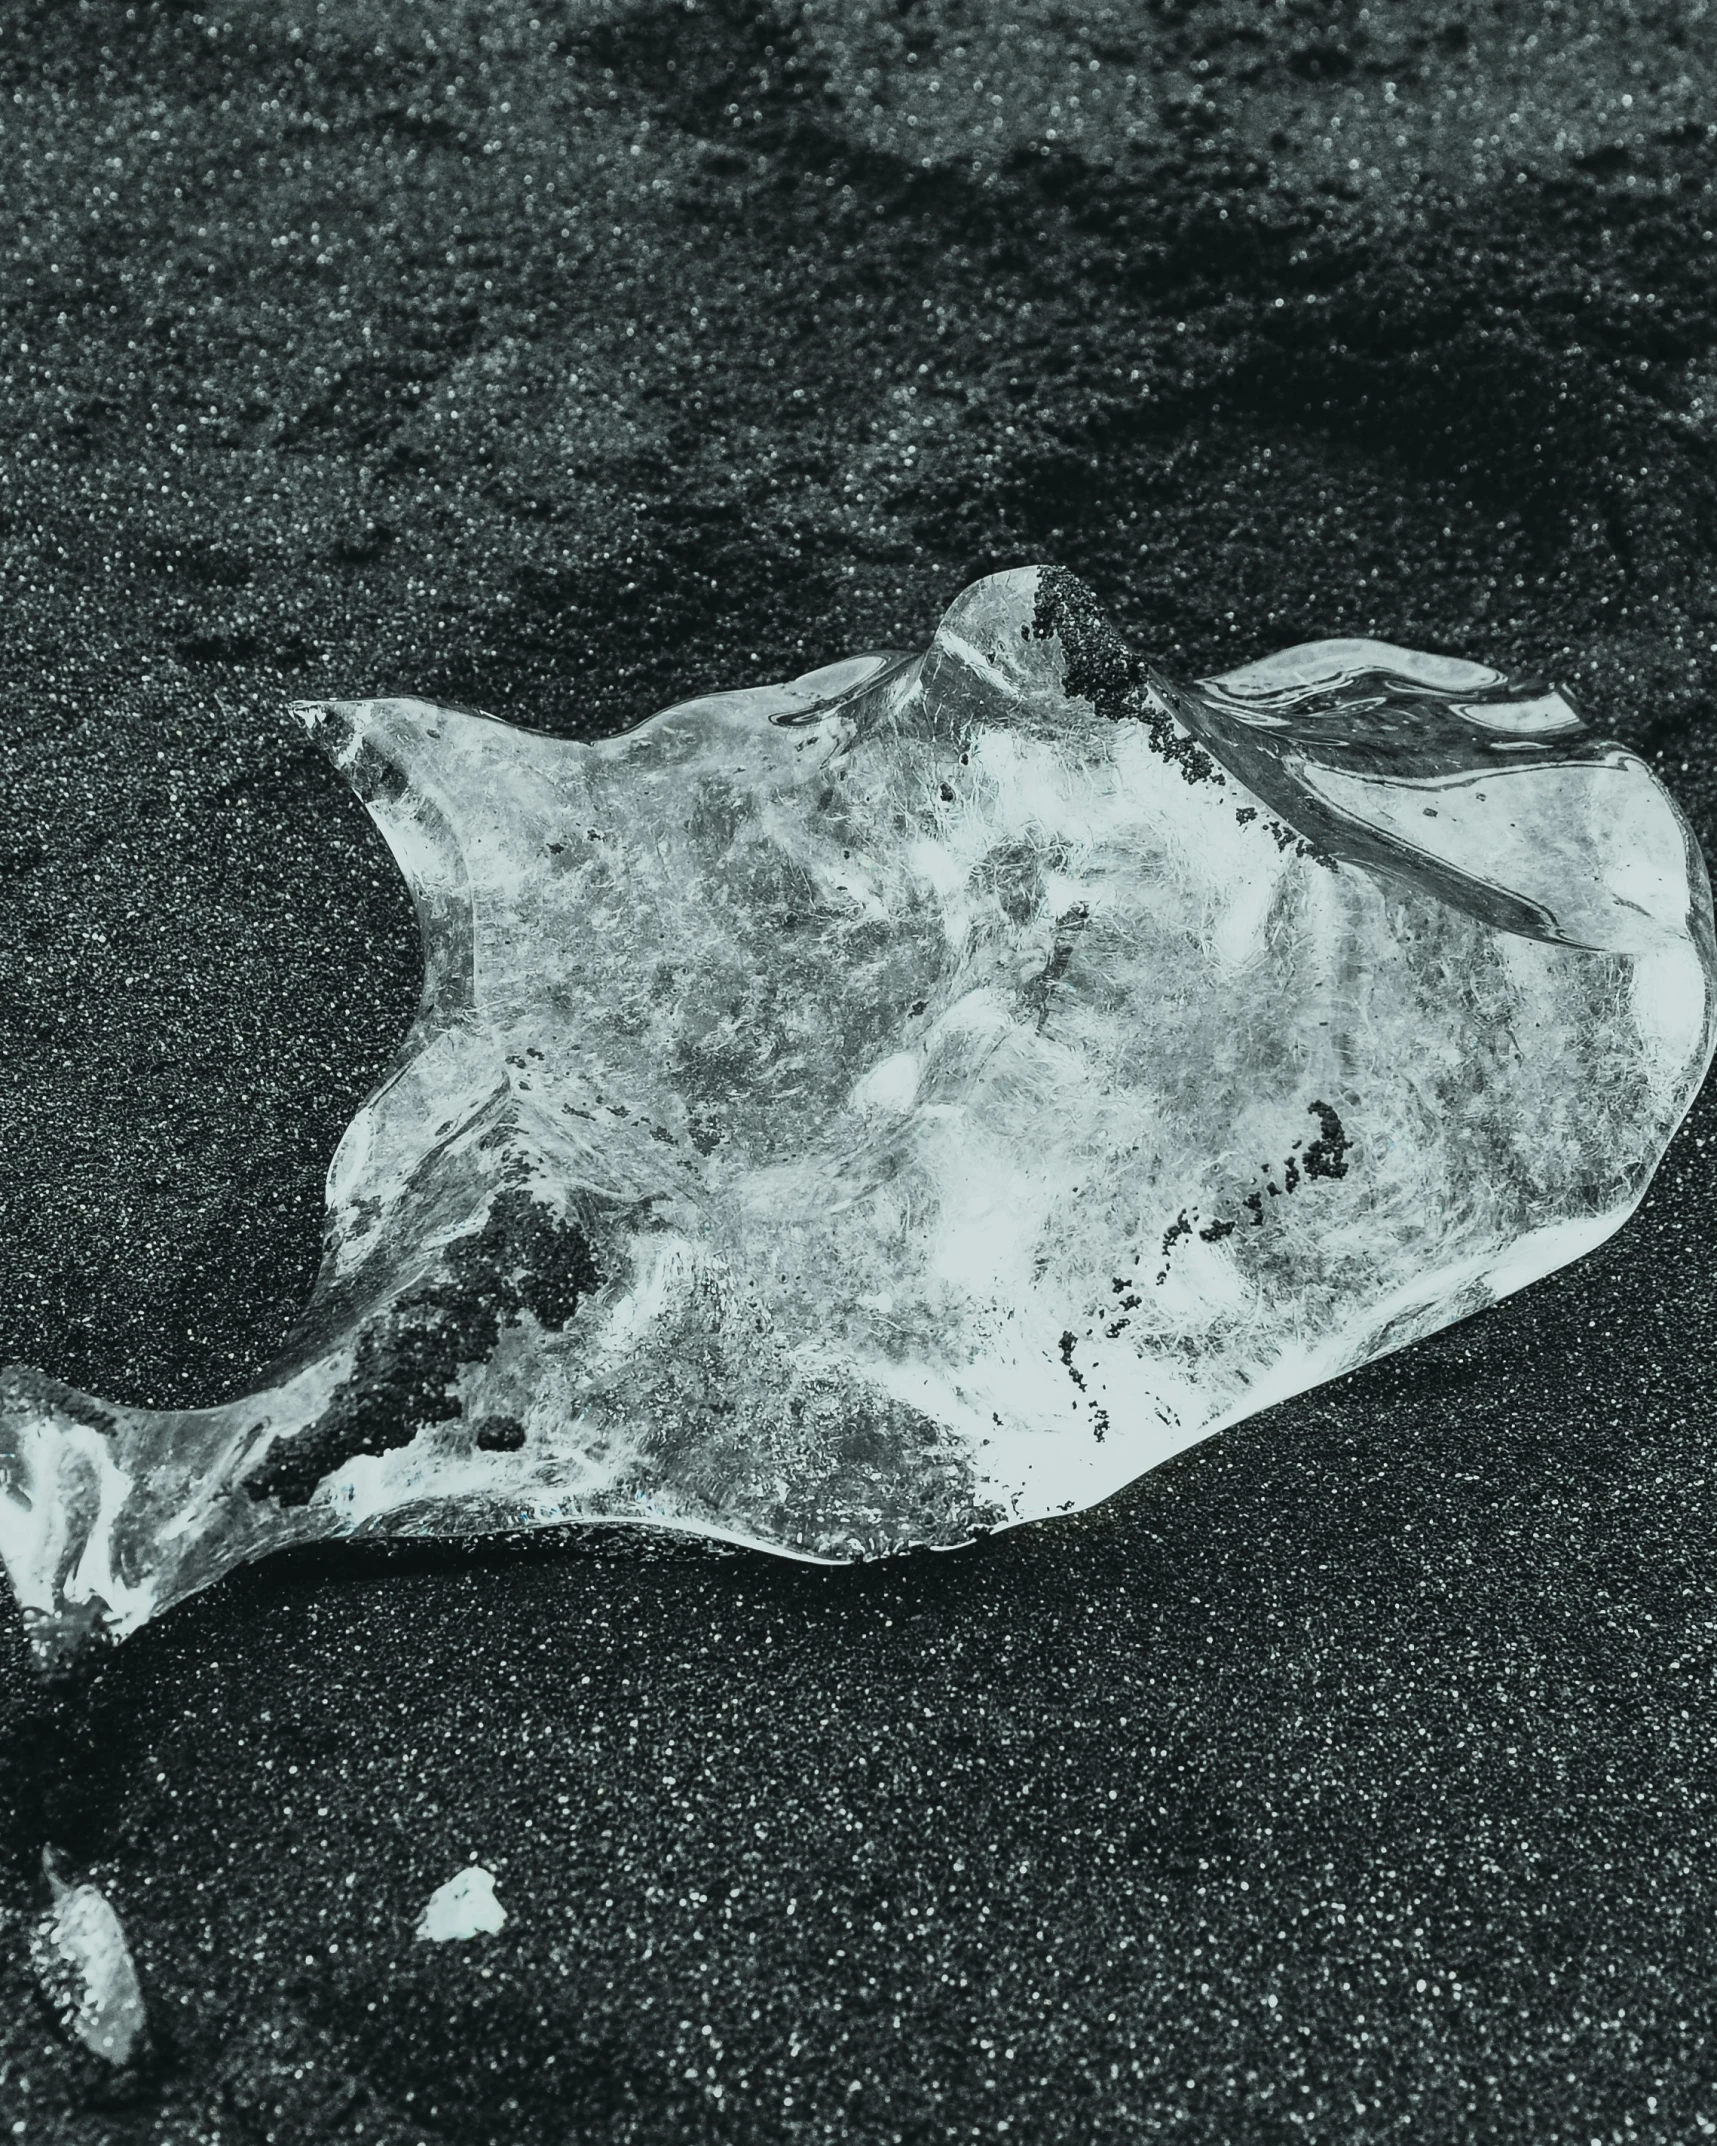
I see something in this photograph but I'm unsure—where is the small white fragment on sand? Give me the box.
[415,1864,506,1943]
[29,1858,146,2066]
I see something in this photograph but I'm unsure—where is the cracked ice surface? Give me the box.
[2,566,1712,1670]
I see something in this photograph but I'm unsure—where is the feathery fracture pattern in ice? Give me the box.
[2,567,1712,1670]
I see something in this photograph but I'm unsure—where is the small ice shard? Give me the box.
[29,1856,147,2066]
[1,566,1712,1669]
[416,1865,506,1943]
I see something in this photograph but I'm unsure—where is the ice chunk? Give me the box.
[1,566,1712,1670]
[29,1857,147,2066]
[416,1865,506,1943]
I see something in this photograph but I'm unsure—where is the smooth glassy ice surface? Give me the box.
[2,566,1712,1671]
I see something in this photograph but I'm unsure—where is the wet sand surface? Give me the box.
[3,2,1717,2138]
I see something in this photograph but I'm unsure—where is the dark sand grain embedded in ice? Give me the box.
[4,3,1717,2140]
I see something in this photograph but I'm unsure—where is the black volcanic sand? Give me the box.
[3,2,1717,2140]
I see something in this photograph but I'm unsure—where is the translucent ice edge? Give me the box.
[2,565,1712,1674]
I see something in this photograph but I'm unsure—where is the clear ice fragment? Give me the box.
[416,1865,507,1943]
[1,567,1712,1670]
[29,1856,147,2067]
